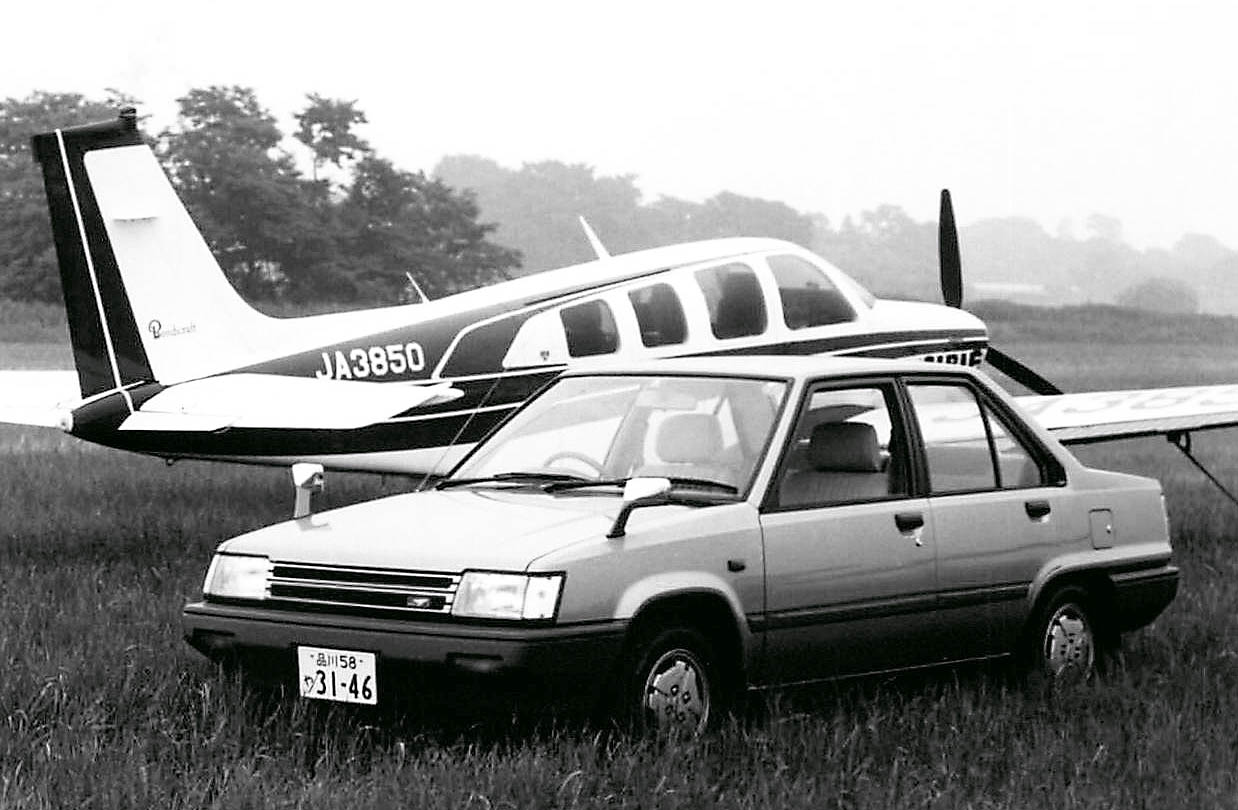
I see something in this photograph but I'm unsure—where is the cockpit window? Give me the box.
[767,254,856,328]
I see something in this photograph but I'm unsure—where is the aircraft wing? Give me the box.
[120,374,463,432]
[0,370,80,428]
[1015,385,1238,444]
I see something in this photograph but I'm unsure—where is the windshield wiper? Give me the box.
[659,477,739,494]
[436,471,589,490]
[543,477,630,493]
[544,476,739,495]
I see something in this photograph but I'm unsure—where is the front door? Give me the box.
[757,381,939,684]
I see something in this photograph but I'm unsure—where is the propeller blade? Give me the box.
[939,189,963,308]
[986,347,1062,395]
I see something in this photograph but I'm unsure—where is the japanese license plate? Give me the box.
[297,646,377,705]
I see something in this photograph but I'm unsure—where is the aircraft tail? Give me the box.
[31,108,276,397]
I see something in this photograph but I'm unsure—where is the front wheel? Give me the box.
[619,627,722,735]
[1025,585,1103,688]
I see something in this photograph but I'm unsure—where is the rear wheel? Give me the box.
[1025,585,1103,688]
[619,626,722,735]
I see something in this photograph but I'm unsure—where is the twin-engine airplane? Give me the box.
[4,108,1238,481]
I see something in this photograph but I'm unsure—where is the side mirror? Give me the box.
[291,462,325,519]
[607,477,672,539]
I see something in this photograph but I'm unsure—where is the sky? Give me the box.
[4,0,1235,250]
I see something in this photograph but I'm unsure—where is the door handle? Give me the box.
[895,512,924,533]
[1025,500,1051,520]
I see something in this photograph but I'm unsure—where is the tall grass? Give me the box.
[2,438,1237,808]
[4,307,1238,807]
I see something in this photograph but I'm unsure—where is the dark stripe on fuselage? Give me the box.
[69,332,987,464]
[688,329,987,359]
[32,112,153,398]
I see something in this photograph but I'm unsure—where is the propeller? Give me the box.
[939,190,962,309]
[937,189,1062,395]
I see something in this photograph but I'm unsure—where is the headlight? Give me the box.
[203,553,269,601]
[451,571,564,621]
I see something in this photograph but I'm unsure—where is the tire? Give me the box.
[617,626,724,735]
[1024,585,1103,689]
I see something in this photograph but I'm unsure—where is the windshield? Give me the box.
[452,374,790,493]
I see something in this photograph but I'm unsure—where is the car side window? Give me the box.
[908,383,1045,493]
[775,384,911,509]
[695,263,768,339]
[560,299,619,357]
[767,254,856,328]
[628,283,687,347]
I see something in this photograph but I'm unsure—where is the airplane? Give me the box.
[4,108,1238,495]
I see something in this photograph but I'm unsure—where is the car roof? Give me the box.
[557,354,983,383]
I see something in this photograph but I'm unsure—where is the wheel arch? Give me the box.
[621,588,750,690]
[1025,567,1118,644]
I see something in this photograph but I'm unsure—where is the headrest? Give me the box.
[810,422,882,472]
[656,413,723,464]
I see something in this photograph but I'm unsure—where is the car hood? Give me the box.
[219,487,624,572]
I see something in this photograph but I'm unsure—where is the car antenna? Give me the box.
[578,216,610,260]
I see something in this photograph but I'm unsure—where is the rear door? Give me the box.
[756,379,938,684]
[905,378,1069,659]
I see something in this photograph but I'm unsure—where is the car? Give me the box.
[183,356,1179,732]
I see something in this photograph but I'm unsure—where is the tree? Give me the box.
[0,90,136,301]
[646,191,815,248]
[159,86,338,301]
[294,94,369,182]
[435,157,649,274]
[814,205,937,299]
[341,156,520,299]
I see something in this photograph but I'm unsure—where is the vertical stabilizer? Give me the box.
[32,110,152,398]
[31,109,277,396]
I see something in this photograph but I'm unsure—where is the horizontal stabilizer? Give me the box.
[121,374,462,432]
[1016,385,1238,444]
[0,370,81,429]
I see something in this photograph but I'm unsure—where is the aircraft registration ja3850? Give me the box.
[4,108,1238,483]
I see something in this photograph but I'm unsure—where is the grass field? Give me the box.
[3,305,1238,807]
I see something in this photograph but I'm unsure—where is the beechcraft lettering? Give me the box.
[5,109,1238,487]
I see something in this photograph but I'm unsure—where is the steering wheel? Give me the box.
[543,450,605,476]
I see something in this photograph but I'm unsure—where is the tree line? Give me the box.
[0,89,519,308]
[1,88,1231,315]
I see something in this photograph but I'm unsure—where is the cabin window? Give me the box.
[695,263,767,340]
[767,254,856,329]
[629,283,687,347]
[560,299,619,357]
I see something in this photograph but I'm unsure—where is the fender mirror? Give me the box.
[607,477,672,539]
[291,462,325,519]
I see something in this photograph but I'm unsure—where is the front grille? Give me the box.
[266,562,461,617]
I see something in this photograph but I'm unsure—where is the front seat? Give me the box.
[636,412,737,488]
[780,422,889,507]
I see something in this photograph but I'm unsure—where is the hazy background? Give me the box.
[2,0,1234,312]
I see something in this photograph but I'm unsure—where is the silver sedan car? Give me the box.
[184,356,1178,732]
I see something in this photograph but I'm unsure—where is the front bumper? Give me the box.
[183,601,627,703]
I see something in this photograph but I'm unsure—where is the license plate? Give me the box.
[297,646,377,705]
